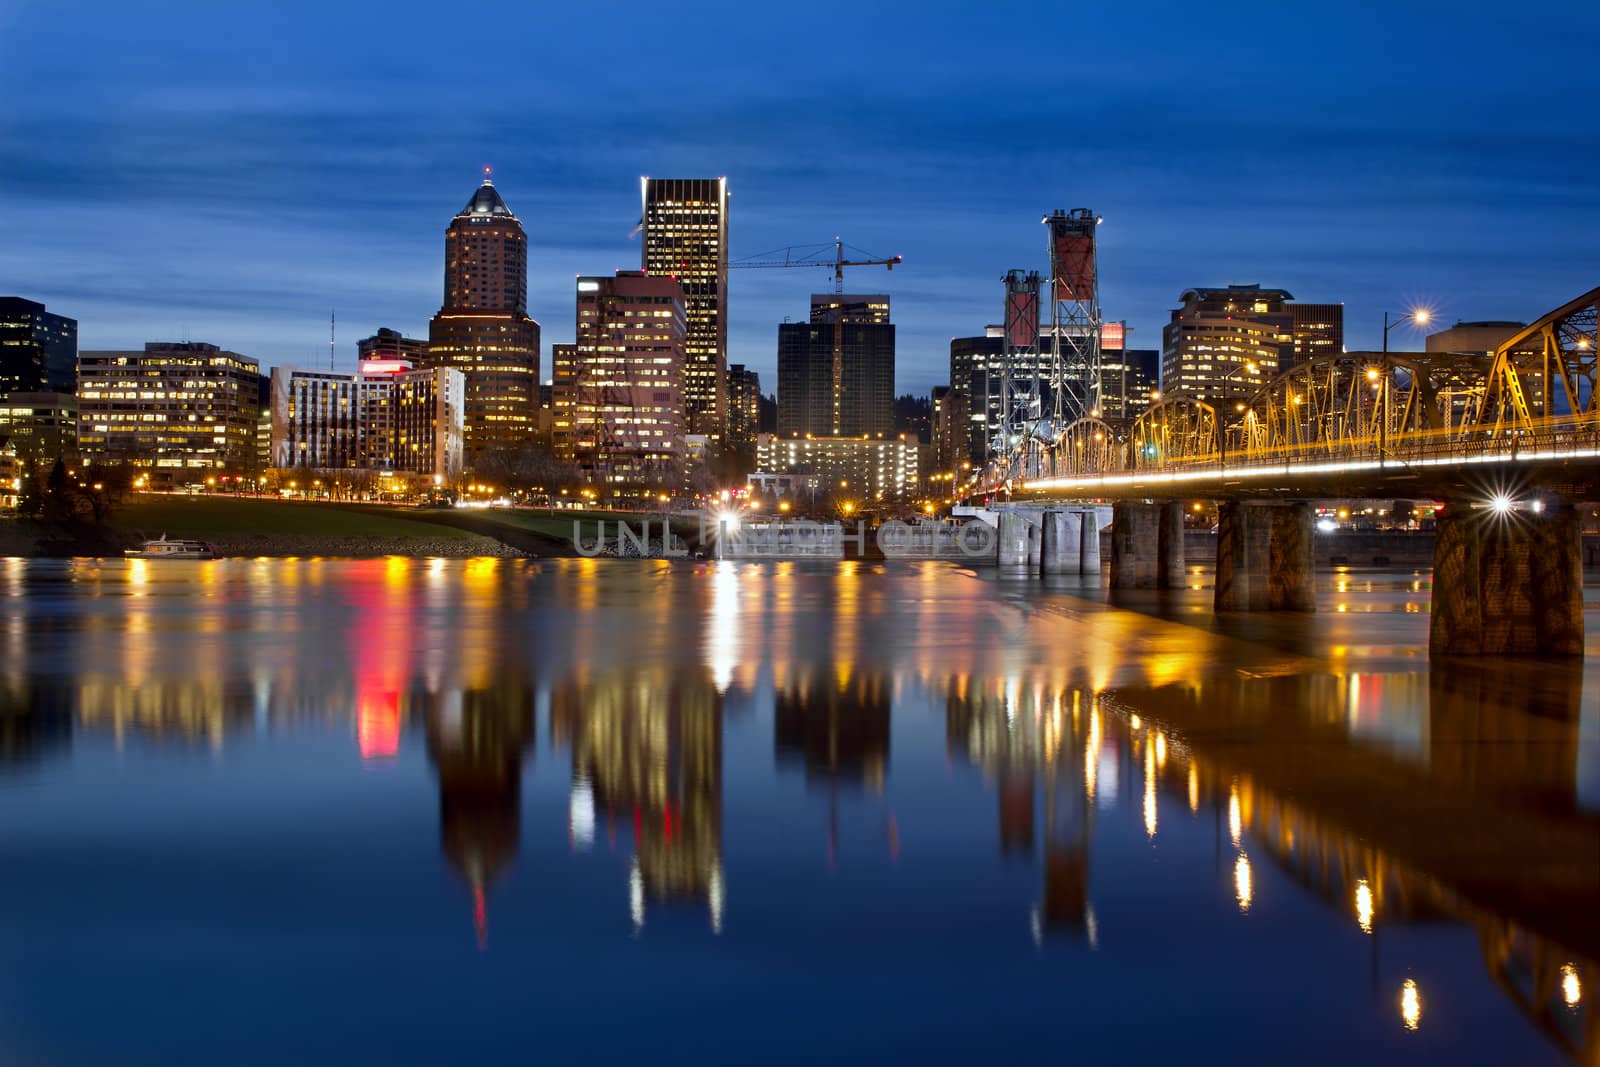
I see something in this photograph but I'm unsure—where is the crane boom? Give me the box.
[732,239,901,294]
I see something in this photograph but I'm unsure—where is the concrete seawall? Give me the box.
[1115,529,1600,568]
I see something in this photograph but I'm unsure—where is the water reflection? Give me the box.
[0,558,1596,1062]
[424,676,537,947]
[550,667,723,932]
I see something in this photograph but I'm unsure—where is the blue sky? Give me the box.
[1,0,1595,394]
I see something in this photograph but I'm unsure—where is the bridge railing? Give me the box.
[1020,409,1600,487]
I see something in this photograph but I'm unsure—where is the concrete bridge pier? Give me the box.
[1110,502,1161,589]
[1079,508,1101,577]
[1430,500,1584,656]
[1157,501,1186,589]
[1039,510,1084,575]
[1027,515,1042,568]
[1214,501,1270,611]
[1214,500,1316,612]
[997,510,1031,567]
[1268,502,1317,611]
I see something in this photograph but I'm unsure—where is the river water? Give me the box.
[1,557,1596,1064]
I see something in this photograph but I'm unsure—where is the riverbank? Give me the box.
[0,497,707,559]
[0,498,523,558]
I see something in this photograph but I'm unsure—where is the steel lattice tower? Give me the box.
[993,269,1043,467]
[1044,209,1103,432]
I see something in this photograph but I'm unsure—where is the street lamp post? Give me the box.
[1217,360,1258,472]
[1379,309,1431,464]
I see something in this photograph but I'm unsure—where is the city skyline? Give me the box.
[2,3,1595,394]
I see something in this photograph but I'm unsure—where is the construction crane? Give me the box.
[731,239,903,435]
[731,239,902,294]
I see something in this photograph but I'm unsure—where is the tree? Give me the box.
[44,460,73,523]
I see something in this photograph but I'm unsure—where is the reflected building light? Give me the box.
[1084,736,1097,801]
[1096,748,1119,810]
[1187,763,1199,813]
[708,864,725,935]
[707,561,739,692]
[1355,879,1374,934]
[1400,978,1422,1031]
[1084,904,1099,951]
[1228,787,1243,847]
[1562,963,1582,1007]
[1234,852,1253,912]
[1143,742,1157,838]
[473,885,487,950]
[569,777,596,852]
[358,704,400,760]
[1129,713,1141,731]
[1154,731,1167,769]
[629,855,645,933]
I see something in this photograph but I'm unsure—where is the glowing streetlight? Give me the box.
[1383,308,1432,353]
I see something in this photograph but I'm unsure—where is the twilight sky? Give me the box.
[1,0,1595,394]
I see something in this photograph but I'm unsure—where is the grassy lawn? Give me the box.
[116,496,480,539]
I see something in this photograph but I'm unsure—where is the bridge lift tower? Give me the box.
[990,210,1104,480]
[992,268,1044,470]
[1044,208,1103,431]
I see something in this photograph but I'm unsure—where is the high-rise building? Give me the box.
[930,385,957,476]
[269,360,464,480]
[359,327,428,366]
[949,330,1002,464]
[0,297,77,396]
[640,178,728,439]
[553,271,687,487]
[427,173,541,465]
[1160,285,1294,405]
[777,294,895,438]
[77,342,260,470]
[754,432,919,504]
[0,392,77,463]
[726,363,761,447]
[255,374,271,471]
[1289,303,1344,367]
[809,295,890,325]
[1425,320,1526,355]
[1097,322,1159,424]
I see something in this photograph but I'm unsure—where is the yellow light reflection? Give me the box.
[1129,713,1142,731]
[1400,978,1422,1031]
[1154,731,1167,769]
[1355,879,1374,933]
[1142,741,1157,838]
[1084,731,1098,801]
[707,561,739,692]
[1234,852,1253,912]
[1228,787,1242,846]
[1562,963,1581,1007]
[1187,763,1199,812]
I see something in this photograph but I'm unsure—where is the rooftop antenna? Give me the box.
[330,309,336,371]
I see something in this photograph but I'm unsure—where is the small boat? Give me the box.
[124,535,218,560]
